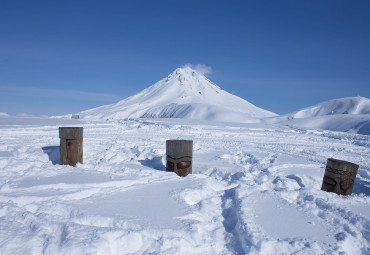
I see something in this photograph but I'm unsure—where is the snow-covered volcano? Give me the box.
[80,67,277,121]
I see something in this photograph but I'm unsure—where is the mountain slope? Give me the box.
[267,97,370,135]
[80,67,277,122]
[288,97,370,118]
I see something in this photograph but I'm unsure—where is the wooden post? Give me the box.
[321,158,359,195]
[166,140,193,177]
[59,127,83,166]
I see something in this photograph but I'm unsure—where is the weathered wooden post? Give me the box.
[321,158,359,195]
[59,127,83,166]
[166,140,193,177]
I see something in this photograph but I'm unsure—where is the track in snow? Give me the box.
[0,117,369,254]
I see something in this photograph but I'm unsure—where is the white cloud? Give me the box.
[182,63,212,76]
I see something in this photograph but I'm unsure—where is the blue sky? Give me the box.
[1,0,369,116]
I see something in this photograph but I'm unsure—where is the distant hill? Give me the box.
[287,97,370,118]
[79,67,277,122]
[268,97,370,135]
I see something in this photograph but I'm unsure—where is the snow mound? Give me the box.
[268,97,370,135]
[79,67,277,122]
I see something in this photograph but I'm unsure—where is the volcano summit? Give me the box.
[80,67,277,122]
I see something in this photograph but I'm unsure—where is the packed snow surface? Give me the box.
[79,67,277,122]
[0,115,369,254]
[268,97,370,135]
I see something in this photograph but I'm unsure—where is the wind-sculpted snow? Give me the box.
[79,67,277,121]
[0,116,369,254]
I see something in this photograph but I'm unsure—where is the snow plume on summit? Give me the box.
[182,63,212,76]
[80,67,277,122]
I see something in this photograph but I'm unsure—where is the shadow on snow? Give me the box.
[42,146,60,165]
[139,156,166,171]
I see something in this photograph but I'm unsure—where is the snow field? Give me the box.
[0,117,369,254]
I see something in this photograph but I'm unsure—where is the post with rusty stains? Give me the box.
[59,127,83,166]
[166,140,193,177]
[321,158,359,195]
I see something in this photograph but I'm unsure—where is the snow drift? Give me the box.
[0,116,369,254]
[268,97,370,135]
[79,67,277,122]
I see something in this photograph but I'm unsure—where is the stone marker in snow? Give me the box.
[166,140,193,177]
[321,158,359,195]
[59,127,83,166]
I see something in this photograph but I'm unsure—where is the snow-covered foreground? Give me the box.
[0,116,369,254]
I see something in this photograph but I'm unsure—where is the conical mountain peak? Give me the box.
[167,67,200,83]
[163,67,221,95]
[172,66,197,75]
[80,67,277,121]
[172,66,208,76]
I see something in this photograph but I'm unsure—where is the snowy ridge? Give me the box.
[289,96,370,118]
[267,97,370,135]
[79,67,277,122]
